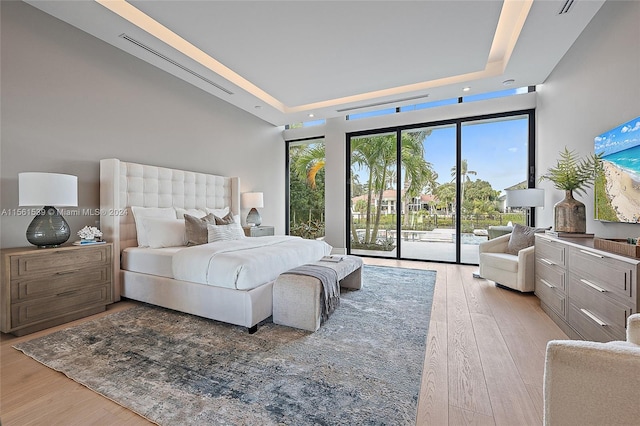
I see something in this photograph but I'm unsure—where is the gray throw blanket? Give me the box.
[283,264,340,323]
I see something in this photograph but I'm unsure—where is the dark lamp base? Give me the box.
[26,206,71,248]
[246,208,262,227]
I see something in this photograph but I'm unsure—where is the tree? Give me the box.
[451,159,477,213]
[351,131,437,244]
[290,143,326,238]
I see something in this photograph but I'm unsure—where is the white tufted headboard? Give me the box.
[100,158,240,300]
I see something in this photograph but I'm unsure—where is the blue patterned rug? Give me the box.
[14,265,435,425]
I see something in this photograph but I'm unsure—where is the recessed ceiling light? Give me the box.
[463,87,471,92]
[503,79,515,86]
[254,105,262,109]
[308,113,315,118]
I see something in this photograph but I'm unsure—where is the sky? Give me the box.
[594,115,640,157]
[422,116,529,193]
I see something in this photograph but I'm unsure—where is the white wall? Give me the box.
[537,0,640,238]
[0,1,285,248]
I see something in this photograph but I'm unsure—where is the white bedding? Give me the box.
[122,247,181,278]
[172,235,332,290]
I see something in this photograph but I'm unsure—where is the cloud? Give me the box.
[508,147,517,153]
[621,122,640,133]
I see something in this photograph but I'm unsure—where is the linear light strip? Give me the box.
[119,34,233,95]
[95,0,285,111]
[336,94,430,113]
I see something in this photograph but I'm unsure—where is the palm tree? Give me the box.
[400,131,436,228]
[451,159,477,213]
[293,143,325,189]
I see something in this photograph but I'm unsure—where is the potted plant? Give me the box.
[540,147,602,233]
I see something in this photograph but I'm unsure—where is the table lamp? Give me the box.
[241,192,264,226]
[505,188,544,226]
[19,172,78,247]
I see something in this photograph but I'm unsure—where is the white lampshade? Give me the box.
[19,172,78,207]
[241,192,264,209]
[505,188,544,208]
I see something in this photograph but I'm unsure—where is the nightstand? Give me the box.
[1,243,113,336]
[243,225,275,237]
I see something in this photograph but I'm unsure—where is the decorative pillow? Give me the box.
[131,206,176,247]
[214,211,235,225]
[207,223,245,242]
[184,213,216,246]
[142,218,186,248]
[505,223,547,255]
[175,208,207,219]
[206,207,230,218]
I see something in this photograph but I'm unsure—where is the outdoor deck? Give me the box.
[352,238,483,264]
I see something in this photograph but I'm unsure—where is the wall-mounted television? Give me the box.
[594,115,640,223]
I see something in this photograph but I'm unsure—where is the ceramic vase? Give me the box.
[554,190,586,233]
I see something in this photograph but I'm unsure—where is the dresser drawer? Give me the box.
[10,245,111,278]
[569,275,629,336]
[11,284,112,328]
[536,276,566,319]
[569,248,634,301]
[567,302,623,342]
[536,260,566,292]
[11,266,111,302]
[535,236,566,268]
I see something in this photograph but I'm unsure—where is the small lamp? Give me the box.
[241,192,264,226]
[19,172,78,248]
[505,188,544,226]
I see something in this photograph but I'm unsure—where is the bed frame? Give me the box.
[100,159,273,332]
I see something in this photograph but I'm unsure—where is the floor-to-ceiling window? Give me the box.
[286,138,325,239]
[349,131,398,258]
[347,110,534,265]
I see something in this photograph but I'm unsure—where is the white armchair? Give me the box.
[543,314,640,426]
[478,233,535,292]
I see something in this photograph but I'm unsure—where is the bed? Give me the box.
[99,159,331,332]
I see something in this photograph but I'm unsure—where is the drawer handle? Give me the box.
[579,249,604,259]
[540,258,555,265]
[580,279,607,293]
[56,270,79,275]
[540,279,554,289]
[580,308,607,327]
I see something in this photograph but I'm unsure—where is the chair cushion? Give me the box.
[480,252,519,273]
[506,223,547,255]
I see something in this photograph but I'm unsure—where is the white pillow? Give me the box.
[206,207,230,218]
[142,218,187,248]
[175,208,207,219]
[207,222,245,242]
[131,206,176,247]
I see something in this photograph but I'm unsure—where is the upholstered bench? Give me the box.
[273,255,363,332]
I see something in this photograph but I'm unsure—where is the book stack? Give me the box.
[73,240,107,246]
[544,230,594,238]
[320,255,343,263]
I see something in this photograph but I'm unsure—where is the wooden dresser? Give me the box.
[1,243,113,336]
[534,234,639,342]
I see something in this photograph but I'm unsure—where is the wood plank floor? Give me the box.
[0,260,567,425]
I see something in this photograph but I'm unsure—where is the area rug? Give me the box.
[14,265,435,425]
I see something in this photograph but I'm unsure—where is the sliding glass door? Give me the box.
[459,115,530,263]
[400,125,457,262]
[349,132,398,258]
[347,110,534,265]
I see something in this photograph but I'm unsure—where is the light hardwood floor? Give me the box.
[0,260,567,425]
